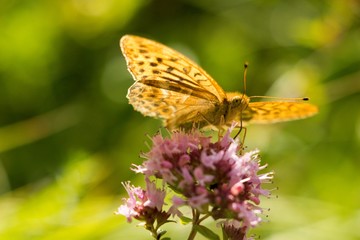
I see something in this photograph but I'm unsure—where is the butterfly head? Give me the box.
[227,92,249,110]
[223,92,250,125]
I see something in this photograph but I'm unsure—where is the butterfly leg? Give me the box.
[217,115,226,138]
[233,112,247,149]
[234,126,247,150]
[190,121,202,131]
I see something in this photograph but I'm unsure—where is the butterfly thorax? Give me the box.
[174,92,251,130]
[171,98,231,130]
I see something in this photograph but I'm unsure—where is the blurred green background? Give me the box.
[0,0,359,239]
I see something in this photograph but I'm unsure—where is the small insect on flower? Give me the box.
[120,35,318,130]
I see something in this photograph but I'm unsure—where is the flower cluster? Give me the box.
[117,127,273,239]
[115,178,167,222]
[115,178,171,239]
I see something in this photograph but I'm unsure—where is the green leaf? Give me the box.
[157,229,167,240]
[194,225,220,240]
[179,216,192,225]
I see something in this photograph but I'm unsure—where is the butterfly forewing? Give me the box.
[246,101,318,124]
[121,35,226,101]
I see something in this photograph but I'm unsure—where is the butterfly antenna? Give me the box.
[249,95,310,102]
[243,62,248,96]
[244,63,310,102]
[240,62,248,105]
[235,62,249,143]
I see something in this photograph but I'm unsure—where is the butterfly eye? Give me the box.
[230,96,244,108]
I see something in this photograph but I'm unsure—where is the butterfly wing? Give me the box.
[244,101,318,124]
[127,81,218,129]
[120,35,227,128]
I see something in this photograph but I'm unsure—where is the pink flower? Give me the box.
[220,219,249,240]
[135,126,273,237]
[119,123,275,240]
[115,178,168,224]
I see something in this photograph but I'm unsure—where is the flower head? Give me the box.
[220,219,250,240]
[134,126,273,236]
[115,178,169,226]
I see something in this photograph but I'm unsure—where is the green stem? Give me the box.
[198,213,211,223]
[187,209,212,240]
[187,209,200,240]
[150,225,158,239]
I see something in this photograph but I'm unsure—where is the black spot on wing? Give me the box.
[166,67,174,73]
[183,66,191,74]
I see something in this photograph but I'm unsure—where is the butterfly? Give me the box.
[120,35,318,130]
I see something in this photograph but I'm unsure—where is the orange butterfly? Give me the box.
[120,35,318,130]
